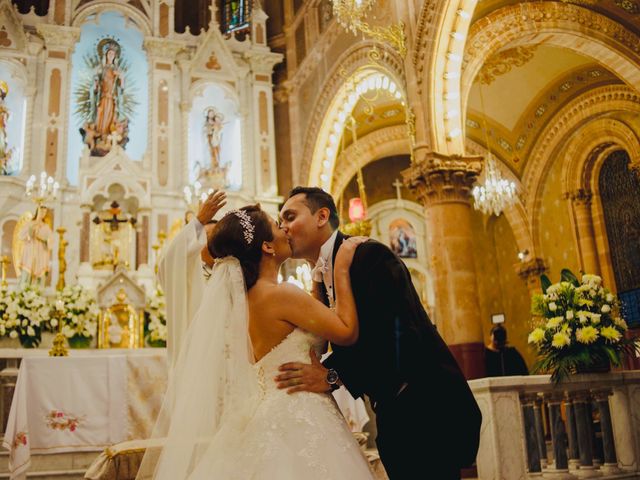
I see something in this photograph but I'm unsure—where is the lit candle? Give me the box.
[55,299,65,312]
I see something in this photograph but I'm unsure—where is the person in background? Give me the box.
[485,324,529,377]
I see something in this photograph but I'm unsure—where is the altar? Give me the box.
[3,349,167,480]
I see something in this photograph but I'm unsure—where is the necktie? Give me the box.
[311,256,328,283]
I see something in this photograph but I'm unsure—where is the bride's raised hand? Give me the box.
[335,236,368,271]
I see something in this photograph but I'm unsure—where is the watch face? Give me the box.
[327,369,339,384]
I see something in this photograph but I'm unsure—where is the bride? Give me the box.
[137,204,374,479]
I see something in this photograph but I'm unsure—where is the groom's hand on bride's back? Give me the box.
[276,347,330,394]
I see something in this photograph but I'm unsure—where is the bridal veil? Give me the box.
[136,256,260,479]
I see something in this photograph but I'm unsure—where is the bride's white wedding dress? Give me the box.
[138,258,374,480]
[187,328,374,479]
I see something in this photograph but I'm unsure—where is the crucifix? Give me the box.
[393,178,404,200]
[93,201,137,231]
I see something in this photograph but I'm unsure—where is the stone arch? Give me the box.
[460,2,640,151]
[561,118,640,291]
[72,3,152,36]
[299,41,406,188]
[331,125,410,198]
[562,118,640,195]
[525,85,640,259]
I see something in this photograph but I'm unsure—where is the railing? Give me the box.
[469,372,640,479]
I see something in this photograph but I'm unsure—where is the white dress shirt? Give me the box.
[314,230,339,307]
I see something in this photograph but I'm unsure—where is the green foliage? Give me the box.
[540,274,551,293]
[528,271,636,383]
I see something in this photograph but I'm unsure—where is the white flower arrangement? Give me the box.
[528,270,634,382]
[145,287,166,346]
[55,285,100,340]
[4,284,51,347]
[0,285,18,339]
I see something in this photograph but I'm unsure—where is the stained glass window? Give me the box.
[599,150,640,325]
[221,0,251,34]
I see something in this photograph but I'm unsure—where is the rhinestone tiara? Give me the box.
[224,209,255,244]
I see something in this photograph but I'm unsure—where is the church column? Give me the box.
[568,189,601,276]
[136,210,150,269]
[143,39,183,188]
[22,37,44,176]
[516,257,547,297]
[245,22,284,215]
[403,151,485,379]
[176,52,192,189]
[35,26,80,180]
[79,207,91,265]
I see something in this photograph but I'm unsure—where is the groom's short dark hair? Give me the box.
[288,186,340,230]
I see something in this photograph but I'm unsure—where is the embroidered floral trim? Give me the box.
[13,431,27,448]
[45,410,84,432]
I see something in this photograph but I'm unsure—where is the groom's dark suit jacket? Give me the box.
[322,232,481,468]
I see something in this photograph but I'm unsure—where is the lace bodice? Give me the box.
[255,329,325,396]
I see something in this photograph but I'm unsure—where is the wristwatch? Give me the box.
[326,368,340,392]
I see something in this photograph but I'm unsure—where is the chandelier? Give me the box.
[183,181,214,213]
[471,154,517,216]
[25,171,59,205]
[472,85,517,216]
[331,0,406,57]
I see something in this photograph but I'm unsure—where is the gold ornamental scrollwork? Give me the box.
[332,0,406,58]
[478,45,539,85]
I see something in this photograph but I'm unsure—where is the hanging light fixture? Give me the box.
[340,117,372,236]
[25,171,59,206]
[331,0,406,57]
[471,85,517,216]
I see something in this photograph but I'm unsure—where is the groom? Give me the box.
[277,187,481,479]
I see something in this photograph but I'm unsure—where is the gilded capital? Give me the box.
[402,151,482,207]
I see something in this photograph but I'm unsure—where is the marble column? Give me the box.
[136,213,150,269]
[534,398,549,468]
[521,394,542,473]
[564,394,581,471]
[79,209,91,264]
[593,390,621,474]
[573,392,600,478]
[403,151,485,379]
[545,395,571,476]
[568,189,600,276]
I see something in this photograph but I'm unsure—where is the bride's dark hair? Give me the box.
[208,204,274,289]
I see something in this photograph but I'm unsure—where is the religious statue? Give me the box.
[0,80,15,175]
[91,201,136,270]
[13,206,54,286]
[204,107,224,171]
[197,107,228,188]
[76,38,135,157]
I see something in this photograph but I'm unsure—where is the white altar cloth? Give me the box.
[2,349,167,480]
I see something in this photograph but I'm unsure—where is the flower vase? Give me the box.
[68,335,92,349]
[574,358,611,375]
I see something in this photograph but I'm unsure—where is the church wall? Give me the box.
[490,214,535,368]
[469,211,502,352]
[470,209,535,369]
[538,152,581,282]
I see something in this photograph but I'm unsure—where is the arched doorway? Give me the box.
[599,150,640,328]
